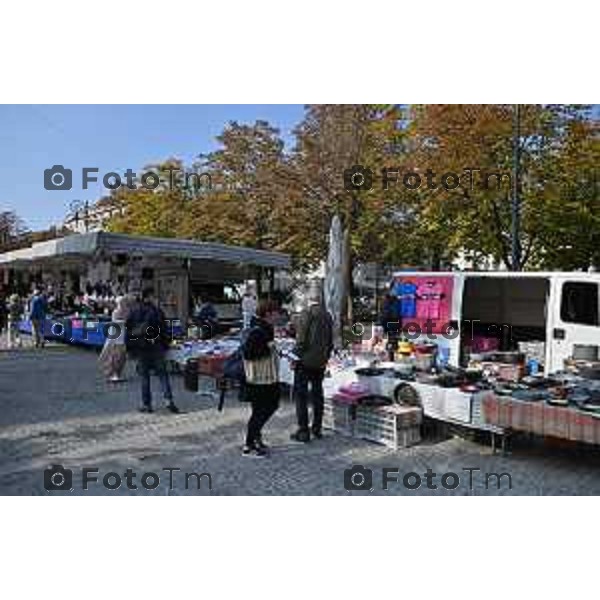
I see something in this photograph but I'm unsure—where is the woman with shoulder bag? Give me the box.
[240,300,280,458]
[98,295,132,382]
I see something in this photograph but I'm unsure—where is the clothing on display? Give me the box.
[391,280,417,318]
[416,280,444,320]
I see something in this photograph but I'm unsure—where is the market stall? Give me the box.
[165,330,297,400]
[312,269,600,452]
[0,232,290,347]
[165,268,600,452]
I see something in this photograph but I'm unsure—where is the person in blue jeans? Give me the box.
[29,289,48,348]
[126,288,179,414]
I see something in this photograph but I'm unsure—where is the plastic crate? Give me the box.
[323,397,355,436]
[355,404,422,449]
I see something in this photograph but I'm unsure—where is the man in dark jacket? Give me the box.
[291,293,334,442]
[29,289,48,349]
[126,288,179,413]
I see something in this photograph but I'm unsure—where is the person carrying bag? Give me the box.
[239,300,280,458]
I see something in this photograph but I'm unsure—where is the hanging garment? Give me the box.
[398,281,417,318]
[416,280,444,320]
[391,279,403,297]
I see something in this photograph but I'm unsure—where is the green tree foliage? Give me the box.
[100,104,598,275]
[404,104,599,269]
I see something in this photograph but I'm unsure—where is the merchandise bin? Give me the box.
[323,397,355,436]
[355,404,422,449]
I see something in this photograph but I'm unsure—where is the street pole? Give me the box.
[511,103,522,271]
[84,200,90,233]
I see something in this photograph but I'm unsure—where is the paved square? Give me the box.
[1,345,600,495]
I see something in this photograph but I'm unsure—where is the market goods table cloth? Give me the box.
[482,394,600,444]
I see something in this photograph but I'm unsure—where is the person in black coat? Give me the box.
[126,288,180,414]
[381,291,401,361]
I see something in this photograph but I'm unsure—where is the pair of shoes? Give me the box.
[166,402,180,414]
[242,444,268,458]
[139,405,153,413]
[290,430,310,443]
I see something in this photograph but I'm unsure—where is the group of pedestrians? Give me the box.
[0,289,46,349]
[2,282,334,459]
[111,286,334,457]
[238,291,333,458]
[97,287,180,414]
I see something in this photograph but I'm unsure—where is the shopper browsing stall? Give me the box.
[240,300,280,457]
[291,291,334,443]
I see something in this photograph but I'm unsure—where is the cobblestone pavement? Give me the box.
[1,342,600,495]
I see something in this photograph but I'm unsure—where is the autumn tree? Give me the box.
[290,104,407,319]
[535,115,600,269]
[106,158,203,237]
[101,104,599,282]
[0,210,28,251]
[404,104,598,270]
[189,121,290,252]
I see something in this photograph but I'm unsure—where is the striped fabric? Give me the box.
[243,347,279,385]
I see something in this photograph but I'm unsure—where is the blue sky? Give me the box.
[0,105,304,231]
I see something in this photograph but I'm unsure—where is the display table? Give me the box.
[19,317,108,347]
[324,372,509,452]
[19,317,184,348]
[166,337,297,400]
[482,394,600,445]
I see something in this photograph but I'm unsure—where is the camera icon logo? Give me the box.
[344,465,373,491]
[44,464,73,492]
[342,321,374,349]
[44,165,72,190]
[343,165,373,192]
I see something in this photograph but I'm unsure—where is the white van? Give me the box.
[390,271,600,374]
